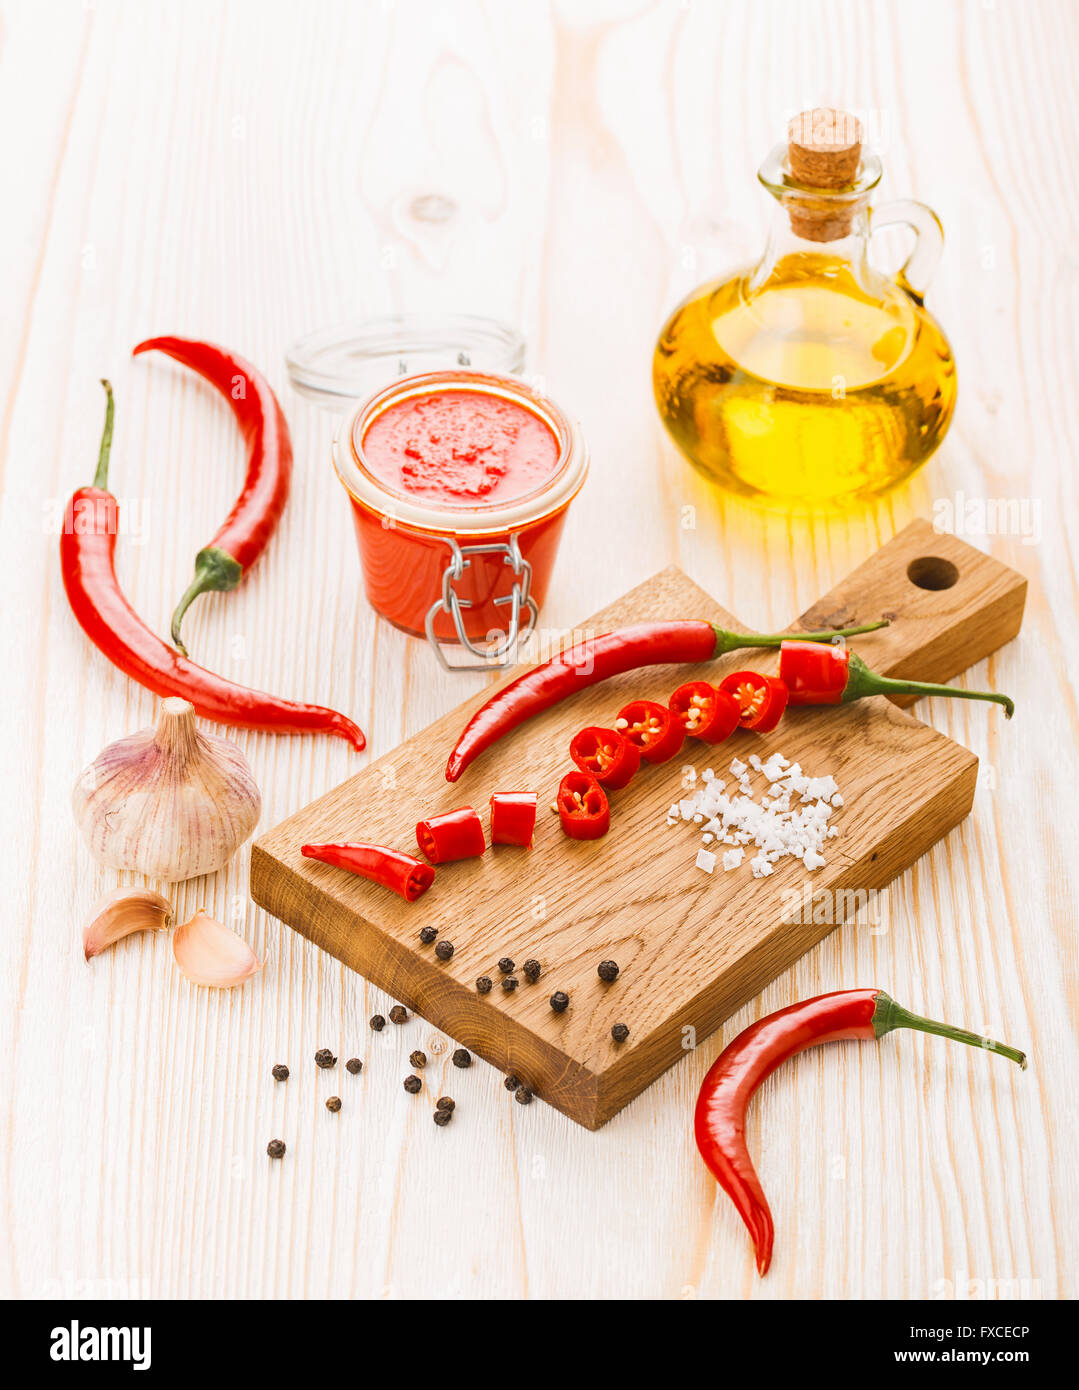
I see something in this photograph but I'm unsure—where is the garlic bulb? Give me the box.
[83,886,174,960]
[72,698,261,880]
[173,909,261,987]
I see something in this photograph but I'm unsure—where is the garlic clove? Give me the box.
[173,910,261,988]
[83,887,174,961]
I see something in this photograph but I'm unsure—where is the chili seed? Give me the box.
[410,1050,427,1069]
[433,1108,453,1126]
[498,956,515,974]
[504,1074,520,1091]
[314,1048,336,1069]
[436,1096,455,1112]
[514,1086,533,1105]
[326,1096,342,1113]
[550,991,569,1013]
[345,1057,363,1074]
[501,975,519,992]
[403,1075,422,1094]
[611,1023,630,1043]
[370,1014,386,1032]
[389,1005,408,1024]
[597,960,620,983]
[271,1063,289,1082]
[419,926,438,944]
[266,1139,286,1159]
[452,1048,472,1069]
[435,941,455,961]
[476,976,493,994]
[522,959,541,981]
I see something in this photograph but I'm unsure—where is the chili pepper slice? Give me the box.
[668,681,741,744]
[60,382,365,750]
[301,842,434,901]
[134,337,293,657]
[489,792,538,848]
[718,671,789,733]
[778,640,1015,716]
[615,700,685,764]
[416,806,487,864]
[694,989,1026,1276]
[569,726,641,789]
[556,771,610,840]
[444,617,890,781]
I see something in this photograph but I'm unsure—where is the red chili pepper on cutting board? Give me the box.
[60,382,364,750]
[557,771,610,840]
[416,807,487,864]
[718,671,789,733]
[569,726,641,789]
[694,989,1027,1276]
[489,792,538,847]
[444,618,888,782]
[668,681,740,743]
[301,842,435,901]
[133,336,293,656]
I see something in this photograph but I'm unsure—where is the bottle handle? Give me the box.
[870,199,944,303]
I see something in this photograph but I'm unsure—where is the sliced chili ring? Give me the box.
[415,806,487,864]
[718,671,790,733]
[668,681,741,744]
[489,791,538,848]
[614,699,685,764]
[556,770,610,840]
[569,725,641,789]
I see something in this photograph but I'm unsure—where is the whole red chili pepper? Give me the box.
[134,336,293,656]
[301,842,434,901]
[489,792,538,847]
[668,681,740,743]
[778,640,1015,716]
[556,771,610,840]
[695,989,1027,1276]
[416,806,487,864]
[569,726,641,789]
[719,671,789,733]
[444,618,889,781]
[615,699,685,764]
[60,382,364,750]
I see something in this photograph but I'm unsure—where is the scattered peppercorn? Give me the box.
[504,1074,520,1091]
[314,1048,336,1069]
[370,1014,386,1031]
[404,1075,422,1094]
[514,1086,533,1105]
[435,941,454,961]
[501,975,519,992]
[436,1097,455,1112]
[271,1063,289,1082]
[266,1139,286,1159]
[452,1048,472,1068]
[498,956,515,974]
[597,960,620,983]
[611,1023,630,1043]
[522,959,541,981]
[419,925,438,944]
[389,1005,408,1024]
[410,1050,427,1069]
[476,976,493,994]
[345,1057,362,1074]
[326,1096,342,1113]
[550,991,569,1013]
[433,1108,453,1126]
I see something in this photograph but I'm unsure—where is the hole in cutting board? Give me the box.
[907,556,959,591]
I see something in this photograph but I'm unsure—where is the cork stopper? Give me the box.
[785,108,864,242]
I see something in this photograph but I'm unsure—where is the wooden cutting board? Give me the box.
[250,520,1025,1128]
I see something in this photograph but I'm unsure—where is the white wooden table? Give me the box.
[3,0,1074,1300]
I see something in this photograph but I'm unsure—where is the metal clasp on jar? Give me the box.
[424,534,539,671]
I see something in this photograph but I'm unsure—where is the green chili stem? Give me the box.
[714,618,889,655]
[873,991,1027,1070]
[170,546,244,655]
[844,652,1014,717]
[93,379,115,490]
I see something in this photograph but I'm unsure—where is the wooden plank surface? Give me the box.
[2,0,1075,1299]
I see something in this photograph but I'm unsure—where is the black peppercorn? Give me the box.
[403,1074,422,1094]
[597,960,620,983]
[611,1023,630,1043]
[550,991,569,1013]
[345,1057,362,1074]
[476,976,493,994]
[452,1048,472,1069]
[435,941,454,961]
[435,1096,455,1112]
[522,959,541,981]
[410,1050,427,1069]
[514,1086,533,1105]
[314,1047,336,1069]
[271,1063,289,1082]
[501,975,519,992]
[433,1108,453,1126]
[370,1014,386,1031]
[266,1139,286,1159]
[504,1074,520,1091]
[498,956,515,974]
[389,1005,408,1024]
[419,925,438,944]
[326,1096,342,1113]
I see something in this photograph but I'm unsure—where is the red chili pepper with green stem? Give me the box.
[134,336,293,656]
[694,989,1027,1276]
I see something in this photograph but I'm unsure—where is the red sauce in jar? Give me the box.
[361,389,560,506]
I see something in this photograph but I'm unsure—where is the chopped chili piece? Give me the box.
[669,681,741,744]
[556,771,610,840]
[489,792,538,848]
[416,806,487,864]
[615,700,684,764]
[301,842,435,902]
[568,726,641,789]
[718,672,789,733]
